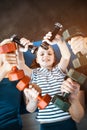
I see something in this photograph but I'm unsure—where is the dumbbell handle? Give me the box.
[11,34,38,54]
[49,22,63,41]
[41,22,63,50]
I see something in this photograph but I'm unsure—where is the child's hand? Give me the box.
[23,84,40,113]
[42,31,62,45]
[19,38,33,52]
[24,84,40,101]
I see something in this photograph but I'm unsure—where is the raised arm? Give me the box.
[43,32,71,72]
[55,35,71,72]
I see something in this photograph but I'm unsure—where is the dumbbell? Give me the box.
[11,34,38,54]
[0,42,16,53]
[8,66,31,91]
[26,83,51,109]
[8,66,25,81]
[52,68,87,112]
[40,22,63,50]
[16,75,31,91]
[37,93,51,109]
[62,26,85,42]
[0,40,31,91]
[72,52,87,76]
[31,84,51,109]
[0,41,25,81]
[62,26,87,75]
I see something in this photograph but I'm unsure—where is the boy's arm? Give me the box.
[17,49,32,77]
[43,32,71,72]
[56,38,71,72]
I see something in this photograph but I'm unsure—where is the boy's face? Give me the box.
[36,46,55,69]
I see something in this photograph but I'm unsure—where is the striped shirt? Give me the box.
[31,64,71,123]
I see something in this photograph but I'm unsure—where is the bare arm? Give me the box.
[17,49,32,77]
[69,90,85,123]
[43,32,71,72]
[55,36,71,72]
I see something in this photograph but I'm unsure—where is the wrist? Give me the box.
[69,94,78,104]
[26,98,38,113]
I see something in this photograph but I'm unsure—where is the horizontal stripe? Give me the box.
[32,65,70,123]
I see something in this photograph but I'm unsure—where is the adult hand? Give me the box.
[61,78,80,100]
[68,36,87,55]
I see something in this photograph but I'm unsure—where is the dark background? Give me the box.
[0,0,87,42]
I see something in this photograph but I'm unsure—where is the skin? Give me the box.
[36,46,55,70]
[68,36,87,55]
[3,33,84,123]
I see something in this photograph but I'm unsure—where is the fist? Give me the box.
[68,36,87,55]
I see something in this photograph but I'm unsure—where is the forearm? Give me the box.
[69,97,85,123]
[57,41,71,72]
[17,51,32,77]
[57,41,71,59]
[58,57,70,72]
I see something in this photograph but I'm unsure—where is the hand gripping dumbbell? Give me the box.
[32,84,51,109]
[8,65,31,91]
[52,68,87,112]
[62,26,87,76]
[10,34,38,54]
[0,42,25,81]
[0,40,31,91]
[8,66,25,81]
[40,22,63,50]
[8,66,31,91]
[62,26,85,42]
[26,83,52,109]
[73,52,87,76]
